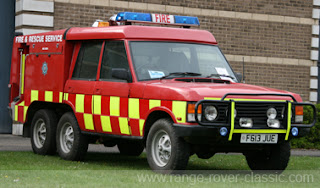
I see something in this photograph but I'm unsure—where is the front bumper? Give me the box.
[173,123,310,139]
[173,123,220,137]
[179,93,316,142]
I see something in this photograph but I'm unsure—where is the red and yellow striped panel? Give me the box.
[63,92,187,137]
[24,89,63,106]
[14,101,28,122]
[14,90,64,123]
[65,93,93,131]
[16,89,188,138]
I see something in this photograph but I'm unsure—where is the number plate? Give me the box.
[240,134,278,144]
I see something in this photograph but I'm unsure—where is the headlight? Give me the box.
[204,106,218,121]
[267,119,280,128]
[267,107,277,119]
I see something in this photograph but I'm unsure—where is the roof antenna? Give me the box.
[242,57,245,83]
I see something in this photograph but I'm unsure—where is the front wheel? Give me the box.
[146,118,190,173]
[56,112,88,161]
[245,142,291,172]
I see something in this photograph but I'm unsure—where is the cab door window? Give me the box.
[100,41,129,81]
[72,41,103,80]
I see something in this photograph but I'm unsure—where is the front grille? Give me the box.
[234,102,287,129]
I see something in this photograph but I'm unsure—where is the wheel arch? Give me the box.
[142,109,175,145]
[23,101,73,137]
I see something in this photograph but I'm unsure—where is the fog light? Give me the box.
[267,119,280,128]
[292,127,299,136]
[239,118,253,128]
[220,127,228,136]
[204,106,218,121]
[267,107,277,119]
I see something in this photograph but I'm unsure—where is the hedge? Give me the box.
[290,104,320,149]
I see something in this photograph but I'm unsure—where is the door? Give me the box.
[64,41,103,132]
[93,40,131,136]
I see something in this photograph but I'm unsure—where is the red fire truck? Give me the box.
[9,12,316,173]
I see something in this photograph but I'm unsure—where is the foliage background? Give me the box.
[290,104,320,149]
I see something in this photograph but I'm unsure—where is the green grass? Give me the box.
[0,151,320,187]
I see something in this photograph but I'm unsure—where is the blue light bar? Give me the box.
[116,12,152,22]
[174,15,200,26]
[115,12,200,27]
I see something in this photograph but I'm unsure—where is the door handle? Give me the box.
[67,87,73,93]
[95,88,101,94]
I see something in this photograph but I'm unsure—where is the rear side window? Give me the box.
[72,41,103,80]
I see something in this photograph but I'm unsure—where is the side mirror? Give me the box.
[111,68,132,82]
[235,72,243,82]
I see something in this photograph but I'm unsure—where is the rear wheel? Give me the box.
[117,141,144,156]
[146,118,190,173]
[245,142,290,172]
[31,109,57,155]
[56,112,88,161]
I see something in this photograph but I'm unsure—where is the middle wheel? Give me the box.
[56,112,88,161]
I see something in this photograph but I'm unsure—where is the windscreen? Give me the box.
[129,41,238,82]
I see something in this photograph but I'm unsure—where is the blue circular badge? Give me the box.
[42,62,48,75]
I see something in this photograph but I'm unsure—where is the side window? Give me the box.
[100,41,129,81]
[72,41,103,80]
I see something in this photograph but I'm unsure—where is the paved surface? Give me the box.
[0,134,118,153]
[1,134,320,156]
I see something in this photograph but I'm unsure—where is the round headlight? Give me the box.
[267,107,277,119]
[205,106,218,121]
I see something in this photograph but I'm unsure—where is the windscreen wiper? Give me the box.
[206,74,235,80]
[160,72,202,80]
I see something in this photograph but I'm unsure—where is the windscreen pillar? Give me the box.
[0,0,15,133]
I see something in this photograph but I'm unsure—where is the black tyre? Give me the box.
[56,112,88,161]
[31,109,57,155]
[245,142,291,172]
[117,140,144,156]
[103,141,117,147]
[146,118,190,173]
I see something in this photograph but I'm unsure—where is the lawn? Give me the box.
[0,151,319,187]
